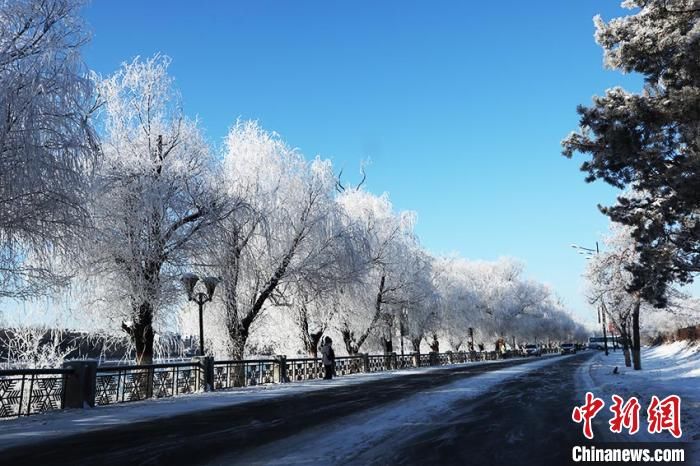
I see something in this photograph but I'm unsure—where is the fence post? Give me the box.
[390,352,398,370]
[411,352,419,368]
[62,360,97,409]
[361,353,370,373]
[275,355,288,383]
[446,351,454,365]
[429,352,439,366]
[193,356,214,391]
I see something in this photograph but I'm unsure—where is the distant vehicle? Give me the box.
[587,336,620,350]
[560,343,576,355]
[523,344,542,357]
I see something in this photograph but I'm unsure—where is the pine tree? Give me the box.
[563,0,700,306]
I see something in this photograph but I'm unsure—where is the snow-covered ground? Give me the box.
[0,357,544,451]
[577,343,700,455]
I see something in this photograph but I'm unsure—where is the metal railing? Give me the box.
[212,359,278,389]
[334,356,363,376]
[397,354,414,368]
[95,361,201,406]
[0,368,71,418]
[287,357,325,381]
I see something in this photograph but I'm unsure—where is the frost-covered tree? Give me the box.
[85,56,222,364]
[585,225,643,368]
[563,0,700,305]
[380,248,434,352]
[286,221,363,358]
[205,121,340,359]
[335,189,418,355]
[586,223,700,369]
[433,257,485,351]
[0,0,97,298]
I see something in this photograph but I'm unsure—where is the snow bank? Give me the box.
[577,343,700,455]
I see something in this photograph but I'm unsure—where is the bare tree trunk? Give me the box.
[429,334,439,352]
[225,301,249,360]
[620,323,631,368]
[411,337,422,353]
[380,337,393,354]
[341,327,359,355]
[306,331,323,358]
[631,297,642,370]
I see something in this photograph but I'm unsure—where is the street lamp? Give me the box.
[400,308,408,357]
[570,242,609,356]
[181,273,221,356]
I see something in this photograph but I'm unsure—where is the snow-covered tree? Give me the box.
[205,121,341,359]
[585,224,643,368]
[434,257,486,351]
[563,0,700,305]
[0,0,97,298]
[335,189,418,355]
[85,55,222,364]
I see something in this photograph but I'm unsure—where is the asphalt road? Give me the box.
[0,352,594,466]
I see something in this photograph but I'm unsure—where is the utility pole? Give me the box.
[571,241,609,356]
[596,242,609,356]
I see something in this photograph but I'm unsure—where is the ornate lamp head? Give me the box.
[202,276,221,301]
[181,273,199,301]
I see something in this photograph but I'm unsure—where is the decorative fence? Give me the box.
[0,368,70,418]
[334,356,364,376]
[95,361,202,406]
[212,359,278,389]
[287,357,325,381]
[0,347,563,419]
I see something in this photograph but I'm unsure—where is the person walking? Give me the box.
[320,336,335,380]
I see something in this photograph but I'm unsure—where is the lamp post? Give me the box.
[400,308,408,357]
[181,274,220,357]
[570,242,609,356]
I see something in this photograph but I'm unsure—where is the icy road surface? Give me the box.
[213,353,589,465]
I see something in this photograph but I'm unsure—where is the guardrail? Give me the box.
[212,359,278,388]
[0,368,71,418]
[0,348,563,419]
[95,361,202,406]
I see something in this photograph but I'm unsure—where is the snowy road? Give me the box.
[218,352,592,465]
[0,353,593,466]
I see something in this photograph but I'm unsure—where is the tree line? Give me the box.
[0,0,588,365]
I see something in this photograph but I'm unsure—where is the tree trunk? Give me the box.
[380,337,393,354]
[123,301,155,365]
[429,334,439,353]
[631,297,642,370]
[620,323,631,368]
[306,330,323,358]
[411,337,422,353]
[225,305,249,361]
[341,327,359,355]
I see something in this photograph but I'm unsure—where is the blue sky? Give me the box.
[81,1,644,325]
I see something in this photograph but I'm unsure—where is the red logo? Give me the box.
[609,395,641,435]
[573,393,682,439]
[572,392,605,439]
[647,395,682,438]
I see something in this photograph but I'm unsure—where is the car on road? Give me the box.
[523,344,542,357]
[559,343,576,355]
